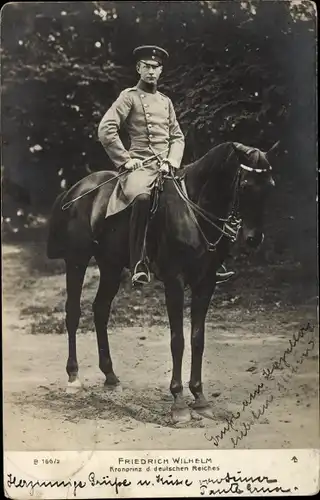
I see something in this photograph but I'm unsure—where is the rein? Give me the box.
[61,144,269,253]
[167,155,270,252]
[61,147,170,210]
[169,171,241,251]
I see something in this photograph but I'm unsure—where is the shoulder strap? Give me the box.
[157,90,169,99]
[122,86,138,93]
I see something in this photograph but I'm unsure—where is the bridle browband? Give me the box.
[240,163,272,173]
[234,142,273,174]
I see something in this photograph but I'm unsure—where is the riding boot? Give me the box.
[130,193,151,285]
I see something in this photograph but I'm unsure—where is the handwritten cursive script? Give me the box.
[6,471,194,497]
[262,321,314,380]
[6,473,86,497]
[199,471,293,495]
[204,322,316,447]
[88,472,131,494]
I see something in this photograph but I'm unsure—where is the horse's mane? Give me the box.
[181,142,235,177]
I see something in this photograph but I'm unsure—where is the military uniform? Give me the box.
[98,45,185,285]
[98,82,185,218]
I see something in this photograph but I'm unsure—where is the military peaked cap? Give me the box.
[133,45,169,65]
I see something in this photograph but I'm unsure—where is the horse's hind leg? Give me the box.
[65,258,89,393]
[164,276,191,424]
[189,283,215,419]
[93,258,123,391]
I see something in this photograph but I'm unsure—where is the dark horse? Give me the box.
[47,141,278,424]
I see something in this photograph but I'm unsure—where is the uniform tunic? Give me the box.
[98,84,185,218]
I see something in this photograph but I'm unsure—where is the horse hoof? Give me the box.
[171,406,192,425]
[191,404,215,420]
[104,374,122,392]
[66,377,82,394]
[190,410,203,421]
[104,383,123,393]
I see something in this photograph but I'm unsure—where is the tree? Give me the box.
[1,1,316,209]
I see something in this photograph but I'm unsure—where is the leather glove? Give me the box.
[124,158,143,170]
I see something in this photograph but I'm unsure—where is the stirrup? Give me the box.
[132,261,151,286]
[216,264,235,284]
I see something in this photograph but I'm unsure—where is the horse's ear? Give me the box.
[266,141,280,162]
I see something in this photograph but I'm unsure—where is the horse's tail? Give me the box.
[46,191,69,259]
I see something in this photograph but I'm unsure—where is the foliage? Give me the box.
[1,1,316,208]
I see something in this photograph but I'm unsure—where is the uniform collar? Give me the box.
[136,80,157,94]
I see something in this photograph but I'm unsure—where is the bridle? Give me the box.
[168,152,272,252]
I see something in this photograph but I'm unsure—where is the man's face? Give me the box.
[137,60,163,84]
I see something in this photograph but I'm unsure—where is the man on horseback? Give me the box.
[98,45,184,285]
[98,45,234,285]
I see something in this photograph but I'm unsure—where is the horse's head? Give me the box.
[232,141,279,249]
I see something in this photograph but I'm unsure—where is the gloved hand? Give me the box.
[124,158,143,170]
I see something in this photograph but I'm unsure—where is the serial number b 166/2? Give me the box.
[34,459,60,465]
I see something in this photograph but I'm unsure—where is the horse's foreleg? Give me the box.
[189,284,215,419]
[65,259,89,393]
[93,261,122,390]
[164,277,191,424]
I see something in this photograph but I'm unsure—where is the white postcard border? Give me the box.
[4,449,320,498]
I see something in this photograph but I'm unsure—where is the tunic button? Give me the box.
[146,113,150,117]
[149,134,153,138]
[140,94,145,98]
[143,103,148,108]
[148,124,152,128]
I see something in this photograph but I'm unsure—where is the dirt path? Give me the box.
[2,242,319,451]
